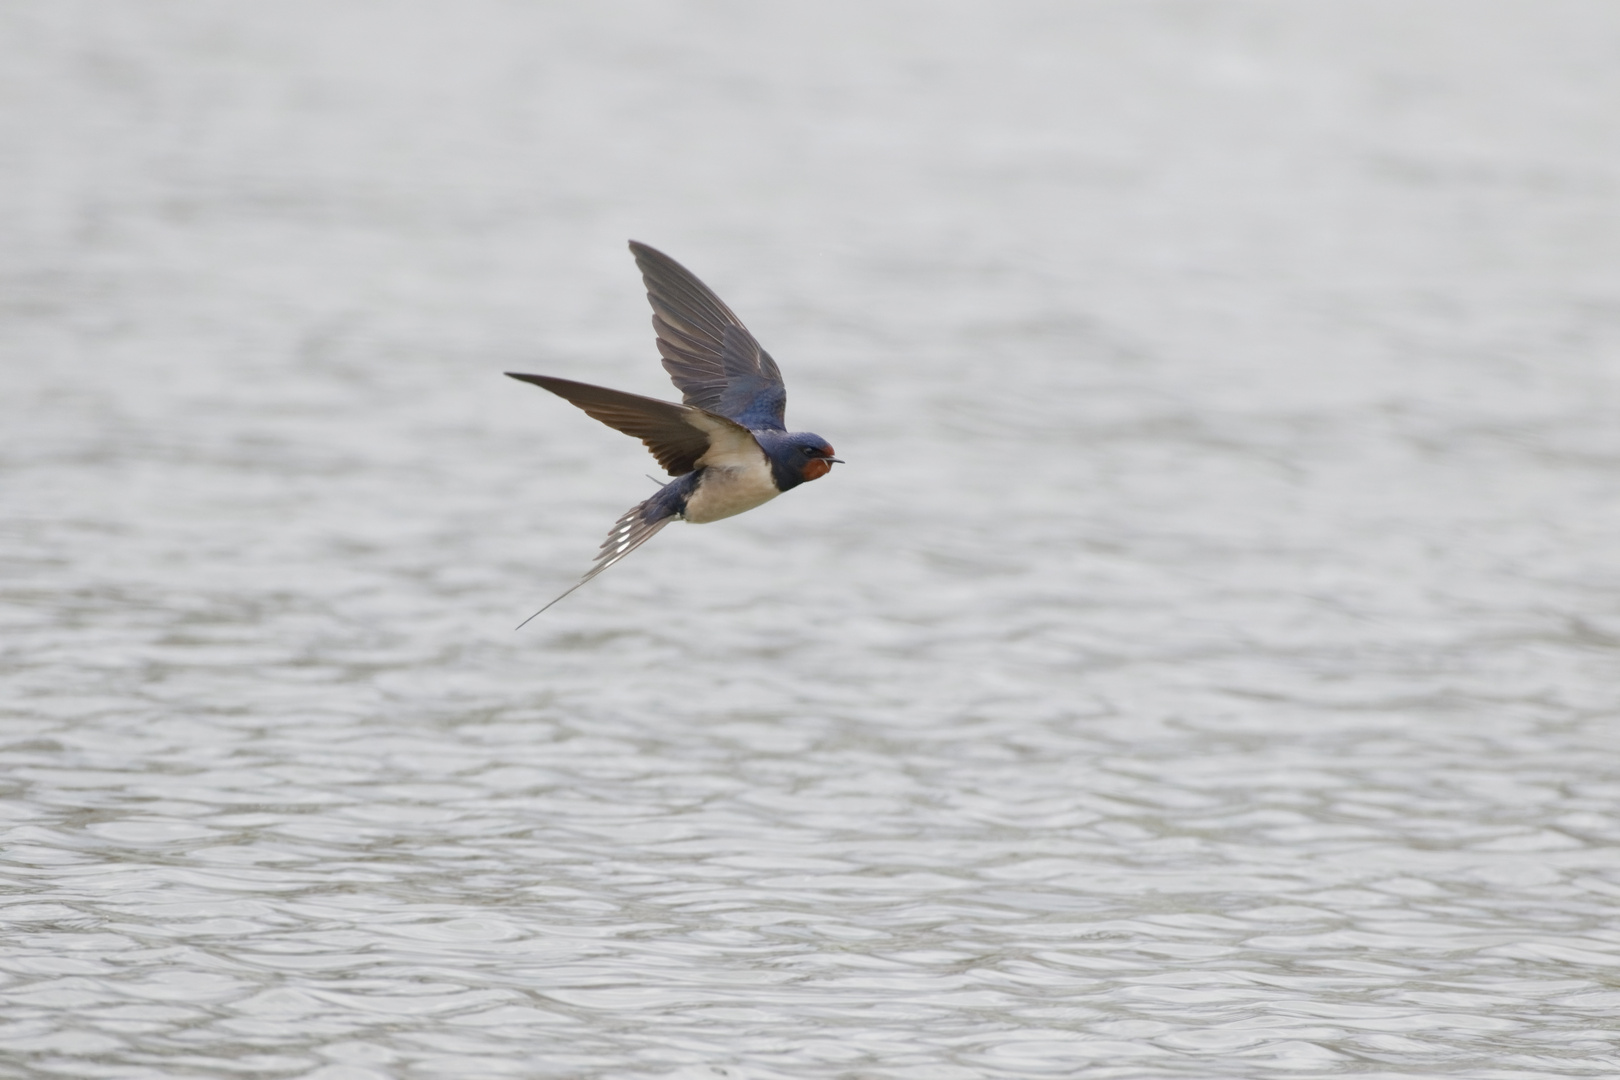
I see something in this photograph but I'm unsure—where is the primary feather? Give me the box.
[631,242,787,430]
[503,372,747,476]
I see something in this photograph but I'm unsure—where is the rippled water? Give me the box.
[6,2,1620,1077]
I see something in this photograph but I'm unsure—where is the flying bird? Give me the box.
[507,241,841,624]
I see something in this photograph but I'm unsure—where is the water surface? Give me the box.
[5,2,1620,1077]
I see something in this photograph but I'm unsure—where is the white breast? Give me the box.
[683,460,780,523]
[678,415,780,524]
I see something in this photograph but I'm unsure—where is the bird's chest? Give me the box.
[682,462,780,524]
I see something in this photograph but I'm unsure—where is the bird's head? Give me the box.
[761,431,842,491]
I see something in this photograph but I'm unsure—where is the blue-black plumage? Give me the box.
[507,242,841,623]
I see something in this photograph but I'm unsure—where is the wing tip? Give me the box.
[506,372,577,395]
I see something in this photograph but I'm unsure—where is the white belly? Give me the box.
[683,462,780,523]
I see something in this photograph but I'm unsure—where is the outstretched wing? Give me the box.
[629,241,787,431]
[506,372,758,476]
[516,499,676,627]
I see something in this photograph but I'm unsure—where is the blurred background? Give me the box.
[4,2,1620,1077]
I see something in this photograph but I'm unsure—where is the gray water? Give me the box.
[5,2,1620,1077]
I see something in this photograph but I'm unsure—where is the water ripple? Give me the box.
[7,2,1620,1077]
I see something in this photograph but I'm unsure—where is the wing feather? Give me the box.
[629,241,787,430]
[506,372,754,476]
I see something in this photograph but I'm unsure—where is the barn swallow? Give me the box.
[507,241,841,624]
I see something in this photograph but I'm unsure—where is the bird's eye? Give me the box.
[802,446,817,456]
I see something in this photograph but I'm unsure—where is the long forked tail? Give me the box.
[516,501,676,628]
